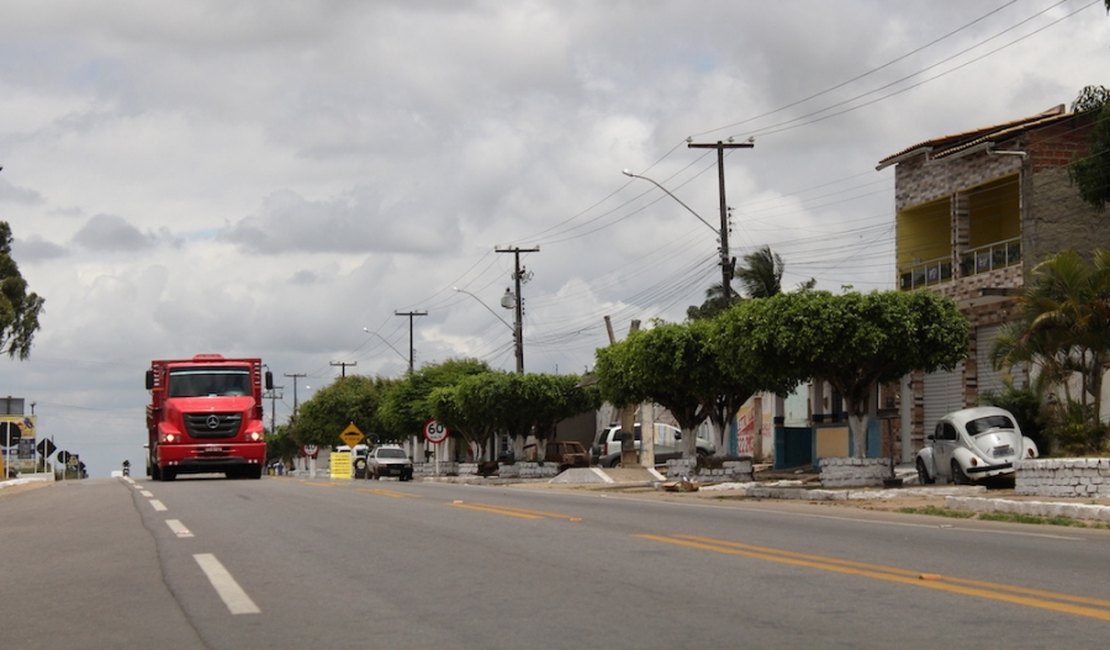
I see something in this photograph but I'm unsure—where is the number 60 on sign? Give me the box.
[423,419,448,444]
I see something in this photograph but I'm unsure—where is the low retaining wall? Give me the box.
[947,496,1110,522]
[1014,458,1110,498]
[414,461,460,477]
[818,457,891,488]
[497,462,560,480]
[665,458,754,483]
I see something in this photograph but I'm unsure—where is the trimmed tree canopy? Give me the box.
[716,290,969,456]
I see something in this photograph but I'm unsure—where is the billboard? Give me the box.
[0,415,37,459]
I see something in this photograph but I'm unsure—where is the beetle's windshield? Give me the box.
[966,415,1015,435]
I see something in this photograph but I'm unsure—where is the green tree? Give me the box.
[377,358,491,441]
[428,379,499,461]
[293,375,395,446]
[527,373,600,444]
[595,321,726,458]
[1068,85,1110,211]
[686,282,737,321]
[265,424,301,469]
[991,249,1109,453]
[716,290,969,458]
[0,222,45,359]
[687,246,813,321]
[734,245,784,299]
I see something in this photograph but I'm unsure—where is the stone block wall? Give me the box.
[414,461,460,477]
[818,457,892,488]
[1014,458,1110,498]
[665,458,754,483]
[497,462,560,480]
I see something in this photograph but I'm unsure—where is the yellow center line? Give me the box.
[456,503,581,521]
[451,502,545,519]
[302,481,337,488]
[637,534,1110,622]
[358,488,421,498]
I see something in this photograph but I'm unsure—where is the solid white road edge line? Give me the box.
[166,519,194,538]
[193,553,261,615]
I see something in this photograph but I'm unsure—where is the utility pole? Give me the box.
[263,386,284,432]
[394,310,427,374]
[283,373,307,421]
[495,246,539,373]
[687,139,753,303]
[330,360,357,378]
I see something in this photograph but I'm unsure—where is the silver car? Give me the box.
[366,445,414,481]
[915,406,1038,485]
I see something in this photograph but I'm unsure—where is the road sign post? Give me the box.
[423,420,448,477]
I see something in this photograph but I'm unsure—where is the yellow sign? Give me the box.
[330,451,352,480]
[339,422,365,447]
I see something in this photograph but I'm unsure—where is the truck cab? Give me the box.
[146,354,273,481]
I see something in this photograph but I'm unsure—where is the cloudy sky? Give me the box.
[1,0,1106,476]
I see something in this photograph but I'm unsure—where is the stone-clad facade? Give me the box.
[877,104,1107,451]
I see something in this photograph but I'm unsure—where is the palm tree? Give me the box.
[734,246,784,298]
[993,249,1109,451]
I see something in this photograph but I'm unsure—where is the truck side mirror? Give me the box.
[145,370,154,390]
[265,371,273,390]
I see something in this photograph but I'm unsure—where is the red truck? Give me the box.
[145,354,273,481]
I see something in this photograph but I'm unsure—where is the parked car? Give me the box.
[591,422,715,468]
[366,445,414,481]
[915,406,1038,485]
[522,440,590,472]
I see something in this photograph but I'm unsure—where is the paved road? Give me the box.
[3,476,1109,649]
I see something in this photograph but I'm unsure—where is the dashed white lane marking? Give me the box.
[150,499,167,512]
[166,519,194,538]
[140,490,153,497]
[193,554,261,615]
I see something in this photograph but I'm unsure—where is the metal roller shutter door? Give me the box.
[923,363,964,431]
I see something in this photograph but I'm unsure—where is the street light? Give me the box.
[622,169,733,301]
[453,287,522,373]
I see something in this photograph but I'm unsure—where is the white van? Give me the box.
[590,422,714,467]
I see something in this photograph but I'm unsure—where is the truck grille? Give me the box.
[184,413,242,439]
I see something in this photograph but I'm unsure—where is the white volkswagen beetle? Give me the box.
[915,406,1038,485]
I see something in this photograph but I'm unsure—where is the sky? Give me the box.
[1,0,1106,477]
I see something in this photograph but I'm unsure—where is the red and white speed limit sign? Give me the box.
[302,444,319,458]
[423,419,448,444]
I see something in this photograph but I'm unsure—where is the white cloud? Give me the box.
[1,0,1107,476]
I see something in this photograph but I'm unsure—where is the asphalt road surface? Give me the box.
[3,476,1110,649]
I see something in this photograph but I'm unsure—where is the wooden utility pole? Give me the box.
[330,361,357,378]
[394,310,427,374]
[687,139,754,303]
[283,373,307,421]
[495,246,539,373]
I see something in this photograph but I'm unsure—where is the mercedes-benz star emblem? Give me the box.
[206,414,221,429]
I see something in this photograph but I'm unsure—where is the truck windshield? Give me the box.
[168,368,252,397]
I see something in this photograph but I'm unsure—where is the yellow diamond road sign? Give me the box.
[339,422,365,447]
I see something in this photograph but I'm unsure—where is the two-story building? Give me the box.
[876,103,1107,455]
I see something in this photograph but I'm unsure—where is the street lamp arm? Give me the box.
[622,170,719,235]
[361,328,409,363]
[453,288,514,331]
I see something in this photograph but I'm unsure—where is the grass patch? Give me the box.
[898,506,1109,529]
[978,512,1093,527]
[897,506,975,518]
